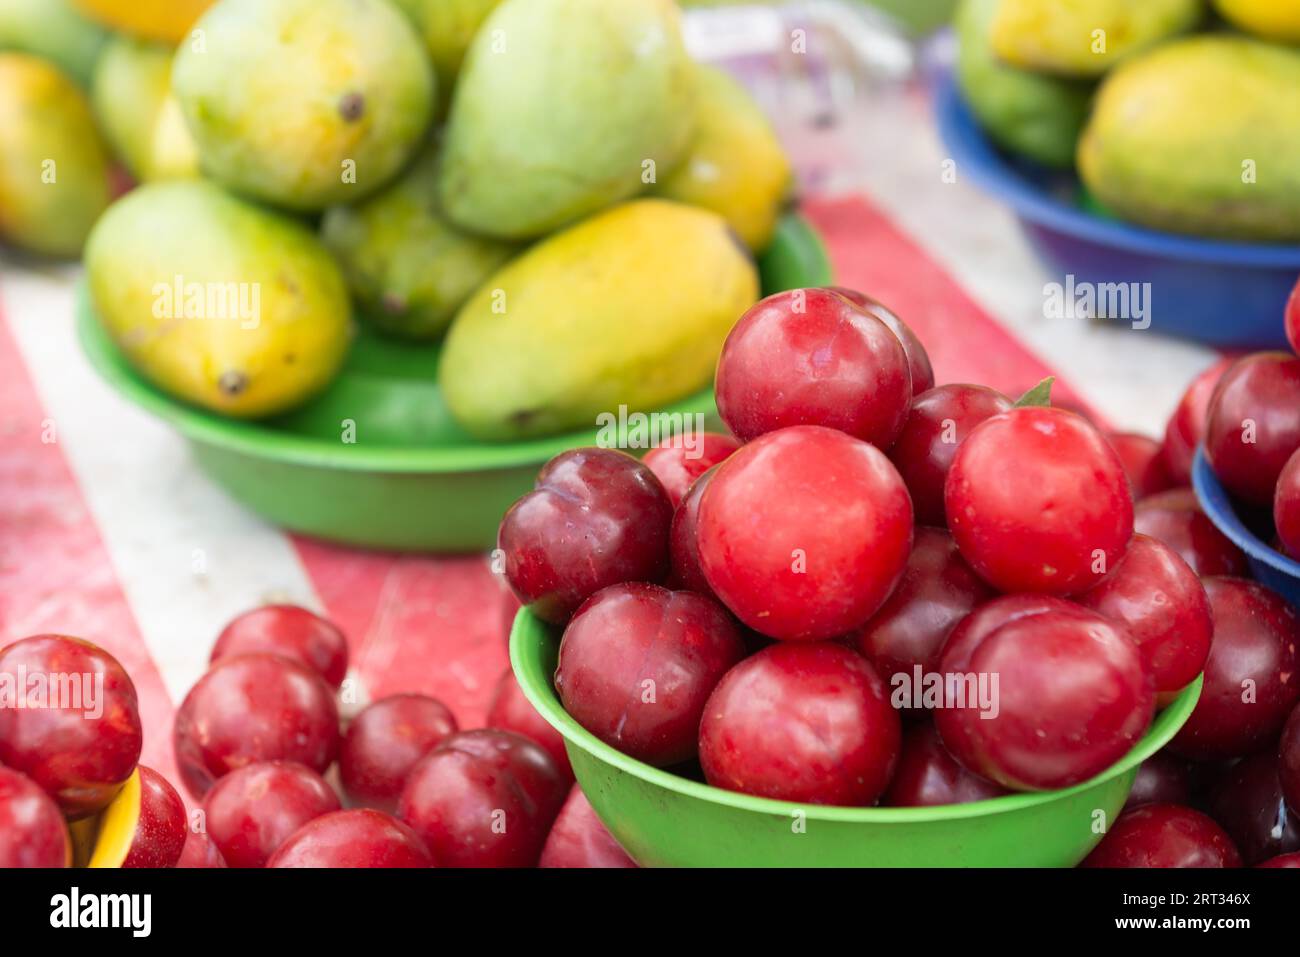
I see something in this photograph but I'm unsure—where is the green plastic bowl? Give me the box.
[76,213,831,553]
[511,609,1204,867]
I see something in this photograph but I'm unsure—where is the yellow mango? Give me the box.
[439,200,758,440]
[653,65,792,251]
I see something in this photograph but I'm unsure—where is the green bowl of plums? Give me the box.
[505,284,1209,868]
[512,607,1201,869]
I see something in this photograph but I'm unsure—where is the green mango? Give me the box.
[92,37,198,183]
[0,0,107,87]
[172,0,434,211]
[85,180,352,418]
[389,0,504,118]
[1078,35,1300,242]
[990,0,1202,77]
[0,53,111,257]
[439,199,758,441]
[955,0,1093,168]
[438,0,696,240]
[652,65,792,251]
[320,140,517,341]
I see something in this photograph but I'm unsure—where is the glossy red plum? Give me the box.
[945,407,1134,594]
[1133,488,1249,577]
[642,432,740,508]
[667,467,717,596]
[1204,352,1300,505]
[268,809,433,868]
[0,766,70,867]
[210,605,349,690]
[175,828,227,868]
[498,448,673,625]
[935,608,1154,791]
[1160,358,1232,485]
[486,667,572,780]
[1082,804,1241,868]
[715,287,912,446]
[1288,278,1300,357]
[0,634,143,818]
[697,426,913,641]
[1206,753,1300,865]
[1107,432,1173,500]
[829,286,934,397]
[698,643,901,806]
[173,653,340,799]
[1169,577,1300,761]
[1258,852,1300,868]
[1274,447,1300,559]
[538,787,637,868]
[1077,534,1212,701]
[883,723,1006,807]
[203,760,341,868]
[888,384,1013,527]
[1282,703,1300,817]
[556,583,745,766]
[397,729,567,868]
[854,527,993,684]
[340,694,458,813]
[938,593,1093,672]
[122,766,187,868]
[1124,752,1193,811]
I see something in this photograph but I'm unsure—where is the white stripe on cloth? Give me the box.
[2,269,323,703]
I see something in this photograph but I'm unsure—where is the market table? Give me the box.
[0,74,1222,795]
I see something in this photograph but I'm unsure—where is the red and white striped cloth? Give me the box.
[0,80,1222,793]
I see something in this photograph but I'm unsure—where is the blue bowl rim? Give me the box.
[1192,446,1300,579]
[933,71,1300,268]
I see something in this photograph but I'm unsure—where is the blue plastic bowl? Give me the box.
[934,73,1300,350]
[1192,447,1300,606]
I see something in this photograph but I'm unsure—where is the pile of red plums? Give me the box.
[499,283,1300,868]
[173,604,632,868]
[1202,285,1300,564]
[1,604,634,868]
[0,632,193,868]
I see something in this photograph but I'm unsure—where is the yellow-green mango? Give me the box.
[92,37,198,182]
[85,180,352,418]
[1078,35,1300,242]
[1215,0,1300,43]
[172,0,434,211]
[955,0,1093,168]
[0,53,111,257]
[0,0,107,87]
[652,65,792,251]
[389,0,504,117]
[440,199,758,440]
[437,0,695,240]
[73,0,214,45]
[320,140,517,341]
[991,0,1202,77]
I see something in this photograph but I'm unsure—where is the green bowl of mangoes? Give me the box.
[69,0,823,553]
[76,212,831,552]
